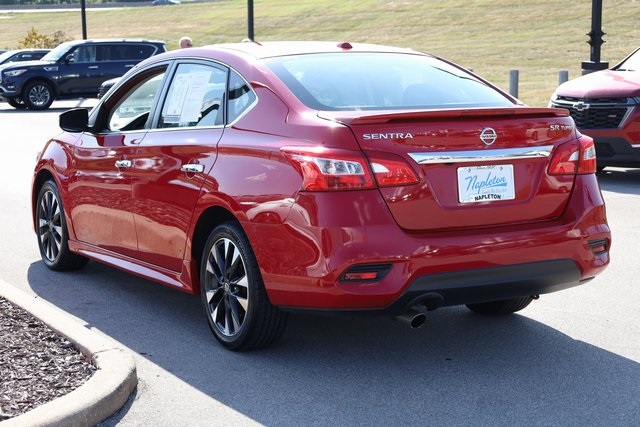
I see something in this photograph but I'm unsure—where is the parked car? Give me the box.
[33,41,611,351]
[0,48,50,65]
[97,76,120,98]
[152,0,181,5]
[550,47,640,170]
[0,39,165,110]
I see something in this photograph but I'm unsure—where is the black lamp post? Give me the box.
[80,0,87,40]
[581,0,608,74]
[247,0,254,41]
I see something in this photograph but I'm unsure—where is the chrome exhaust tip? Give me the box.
[393,308,427,329]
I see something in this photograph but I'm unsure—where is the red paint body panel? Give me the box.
[32,42,610,315]
[248,174,609,309]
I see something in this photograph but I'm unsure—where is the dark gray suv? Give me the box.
[0,39,166,110]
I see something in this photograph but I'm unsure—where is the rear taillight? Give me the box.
[577,135,597,174]
[282,147,376,191]
[548,135,597,175]
[367,152,419,187]
[282,147,419,191]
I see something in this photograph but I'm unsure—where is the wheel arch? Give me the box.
[32,168,57,231]
[21,77,58,98]
[190,205,238,293]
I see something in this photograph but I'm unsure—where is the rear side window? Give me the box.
[95,44,156,62]
[159,63,227,128]
[265,52,512,111]
[227,70,256,123]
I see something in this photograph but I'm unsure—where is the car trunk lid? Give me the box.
[319,107,579,231]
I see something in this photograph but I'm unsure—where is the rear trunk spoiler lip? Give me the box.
[318,107,571,125]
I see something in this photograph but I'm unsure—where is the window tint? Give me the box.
[107,70,166,132]
[17,53,43,61]
[159,63,227,128]
[227,70,256,123]
[98,44,156,61]
[265,53,512,111]
[71,45,96,63]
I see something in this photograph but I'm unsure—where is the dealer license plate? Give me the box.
[457,165,515,203]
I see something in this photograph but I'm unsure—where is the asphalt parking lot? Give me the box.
[1,100,639,426]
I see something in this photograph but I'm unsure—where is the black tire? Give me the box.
[200,222,288,351]
[7,97,28,109]
[466,296,533,315]
[36,181,89,271]
[24,80,55,110]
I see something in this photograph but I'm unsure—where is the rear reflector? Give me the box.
[339,263,392,283]
[588,238,609,255]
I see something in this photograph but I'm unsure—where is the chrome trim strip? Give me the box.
[408,145,554,164]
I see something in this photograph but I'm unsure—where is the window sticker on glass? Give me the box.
[164,70,212,124]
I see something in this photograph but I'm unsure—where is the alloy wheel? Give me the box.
[203,237,250,337]
[28,84,51,108]
[38,189,62,262]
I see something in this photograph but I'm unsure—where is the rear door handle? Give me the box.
[181,164,204,173]
[115,159,132,168]
[88,66,99,69]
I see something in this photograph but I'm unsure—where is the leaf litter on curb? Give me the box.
[0,296,96,421]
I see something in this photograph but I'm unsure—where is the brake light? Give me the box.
[548,135,597,175]
[367,152,419,187]
[282,147,419,191]
[282,147,376,191]
[577,135,597,174]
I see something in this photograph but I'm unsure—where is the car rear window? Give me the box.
[264,52,513,111]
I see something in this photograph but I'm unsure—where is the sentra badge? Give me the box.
[363,133,414,140]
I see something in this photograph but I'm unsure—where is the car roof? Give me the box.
[62,38,166,46]
[199,41,424,60]
[5,48,49,52]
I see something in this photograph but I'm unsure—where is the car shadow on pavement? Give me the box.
[27,260,639,426]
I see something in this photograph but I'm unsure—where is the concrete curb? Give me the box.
[0,280,137,427]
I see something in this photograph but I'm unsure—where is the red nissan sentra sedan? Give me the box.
[32,42,611,350]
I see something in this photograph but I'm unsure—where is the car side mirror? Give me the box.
[65,54,75,64]
[59,108,90,133]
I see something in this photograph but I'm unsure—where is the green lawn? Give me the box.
[1,0,638,107]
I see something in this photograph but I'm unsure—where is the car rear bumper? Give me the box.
[283,259,587,316]
[381,259,584,314]
[247,174,610,311]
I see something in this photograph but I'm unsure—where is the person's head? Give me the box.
[179,36,193,49]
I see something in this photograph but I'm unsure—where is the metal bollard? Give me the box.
[509,69,519,98]
[559,70,569,85]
